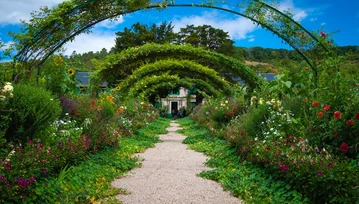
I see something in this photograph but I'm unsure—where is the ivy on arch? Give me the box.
[127,73,221,98]
[117,59,231,97]
[11,0,333,80]
[100,43,259,89]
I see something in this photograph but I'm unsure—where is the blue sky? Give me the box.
[0,0,358,56]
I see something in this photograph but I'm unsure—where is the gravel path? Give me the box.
[111,120,243,204]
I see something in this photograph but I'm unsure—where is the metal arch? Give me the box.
[14,0,330,74]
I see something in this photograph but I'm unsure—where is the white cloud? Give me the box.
[61,30,116,56]
[95,17,124,29]
[321,22,326,26]
[309,17,318,22]
[0,0,63,25]
[278,0,308,21]
[0,39,13,51]
[171,10,257,41]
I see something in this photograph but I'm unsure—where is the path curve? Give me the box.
[111,120,243,204]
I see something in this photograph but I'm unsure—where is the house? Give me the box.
[75,72,108,93]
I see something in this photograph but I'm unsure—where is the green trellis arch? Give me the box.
[117,59,232,97]
[100,43,259,89]
[128,74,220,98]
[12,0,332,79]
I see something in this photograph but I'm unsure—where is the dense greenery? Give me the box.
[177,118,310,203]
[0,0,358,203]
[32,118,170,203]
[187,56,359,203]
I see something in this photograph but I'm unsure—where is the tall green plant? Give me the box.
[6,84,62,144]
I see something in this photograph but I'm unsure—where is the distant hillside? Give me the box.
[235,45,359,74]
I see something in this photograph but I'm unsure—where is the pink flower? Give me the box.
[317,172,323,177]
[327,163,333,169]
[320,32,326,38]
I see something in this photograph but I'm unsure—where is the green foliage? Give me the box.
[100,43,258,89]
[176,24,235,56]
[177,118,309,203]
[33,118,170,203]
[117,59,231,99]
[41,55,77,95]
[6,84,61,145]
[114,21,177,52]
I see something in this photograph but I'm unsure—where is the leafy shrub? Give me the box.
[5,84,61,145]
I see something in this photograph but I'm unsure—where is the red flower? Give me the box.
[346,120,355,126]
[317,112,323,118]
[323,105,330,111]
[333,111,341,119]
[312,101,320,107]
[320,31,326,38]
[340,143,348,153]
[97,106,102,111]
[356,113,359,120]
[317,172,323,177]
[327,163,333,169]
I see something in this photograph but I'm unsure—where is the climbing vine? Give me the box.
[128,73,221,98]
[100,43,259,88]
[117,59,231,97]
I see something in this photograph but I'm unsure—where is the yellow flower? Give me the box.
[106,95,114,104]
[67,69,75,75]
[115,86,121,91]
[259,98,264,105]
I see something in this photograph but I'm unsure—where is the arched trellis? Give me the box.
[100,43,258,88]
[12,0,332,79]
[118,59,231,97]
[128,74,221,98]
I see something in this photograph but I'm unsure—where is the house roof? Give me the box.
[76,72,108,87]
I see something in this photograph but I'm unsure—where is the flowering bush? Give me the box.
[0,82,13,110]
[0,92,160,202]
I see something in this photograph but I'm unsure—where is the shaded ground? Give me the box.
[111,121,243,204]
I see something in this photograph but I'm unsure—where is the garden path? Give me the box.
[111,120,243,204]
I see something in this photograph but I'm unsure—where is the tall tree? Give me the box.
[176,24,235,56]
[114,21,176,52]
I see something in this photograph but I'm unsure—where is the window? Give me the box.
[170,88,180,95]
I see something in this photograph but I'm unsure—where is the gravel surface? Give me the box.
[111,121,243,204]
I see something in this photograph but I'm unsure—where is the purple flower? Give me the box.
[0,175,5,181]
[43,168,47,175]
[6,182,11,188]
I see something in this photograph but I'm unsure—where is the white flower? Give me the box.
[0,95,5,101]
[3,84,13,92]
[263,140,266,143]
